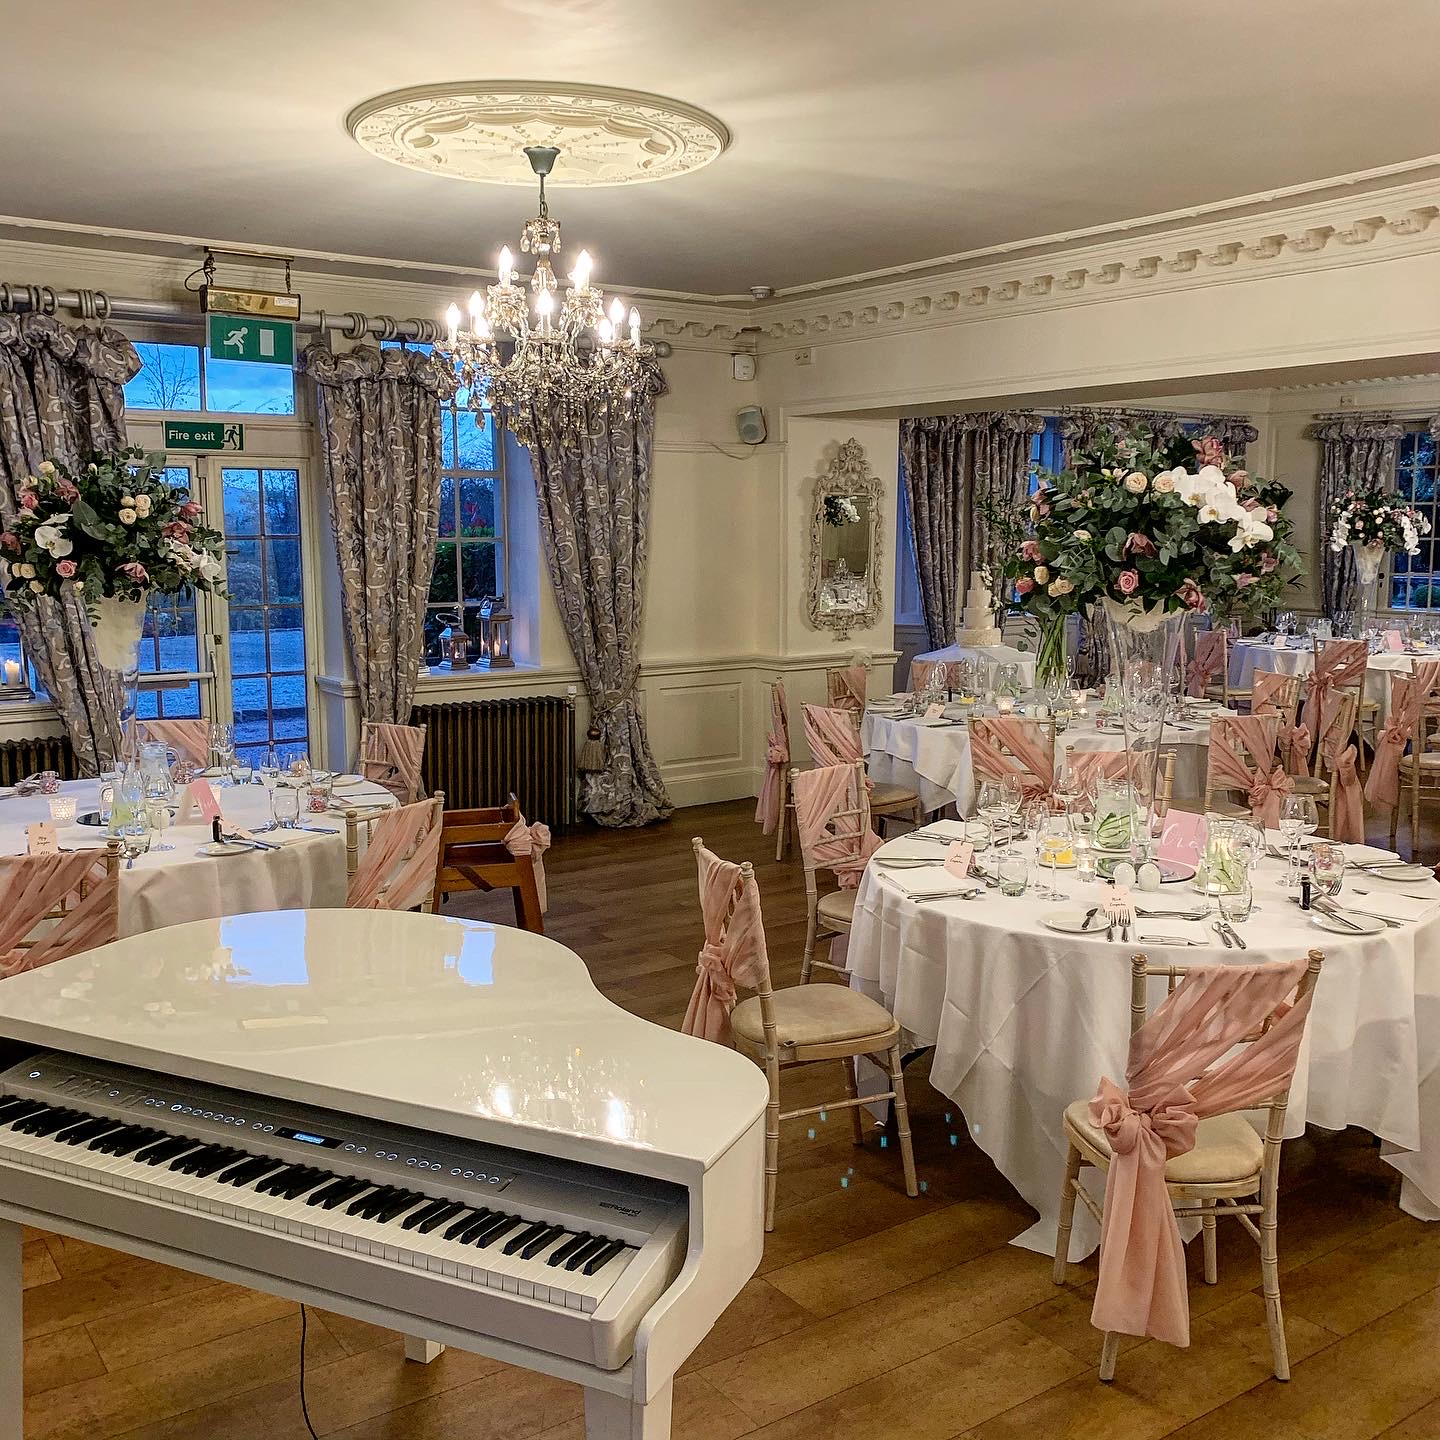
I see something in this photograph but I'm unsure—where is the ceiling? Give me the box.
[5,0,1440,296]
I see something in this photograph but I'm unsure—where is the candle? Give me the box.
[2,659,19,688]
[995,695,1015,715]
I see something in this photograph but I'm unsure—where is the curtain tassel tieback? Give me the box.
[580,681,641,772]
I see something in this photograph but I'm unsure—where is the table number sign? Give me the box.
[25,822,58,856]
[1158,809,1206,864]
[1385,630,1405,652]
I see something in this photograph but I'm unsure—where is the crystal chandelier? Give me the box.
[440,145,652,413]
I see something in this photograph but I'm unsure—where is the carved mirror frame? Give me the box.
[806,437,884,640]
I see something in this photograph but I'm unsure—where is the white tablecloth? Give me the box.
[0,777,394,937]
[1228,641,1420,725]
[914,642,1037,690]
[862,707,1221,814]
[847,834,1440,1257]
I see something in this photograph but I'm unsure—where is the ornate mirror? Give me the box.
[807,438,883,640]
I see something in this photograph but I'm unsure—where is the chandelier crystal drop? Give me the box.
[439,145,652,413]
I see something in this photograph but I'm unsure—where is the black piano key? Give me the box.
[190,1148,245,1178]
[57,1116,121,1145]
[471,1215,521,1249]
[400,1198,450,1232]
[0,1099,47,1126]
[280,1169,334,1200]
[22,1107,84,1136]
[456,1210,503,1244]
[104,1128,162,1157]
[564,1235,612,1272]
[136,1135,196,1165]
[582,1238,628,1276]
[251,1165,299,1195]
[374,1191,428,1224]
[519,1225,565,1260]
[8,1104,56,1133]
[320,1179,372,1211]
[220,1156,279,1187]
[445,1208,490,1241]
[548,1232,593,1268]
[170,1145,224,1174]
[502,1221,550,1257]
[348,1185,397,1218]
[0,1096,37,1120]
[414,1202,466,1236]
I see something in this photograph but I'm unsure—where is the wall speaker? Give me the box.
[735,405,767,445]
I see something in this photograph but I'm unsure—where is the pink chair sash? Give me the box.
[1065,750,1130,791]
[1207,715,1285,827]
[1275,722,1312,779]
[1185,632,1226,698]
[791,763,881,888]
[1300,640,1367,739]
[970,717,1055,798]
[1250,670,1299,725]
[908,659,944,693]
[1365,662,1440,811]
[803,704,864,768]
[681,845,771,1047]
[0,850,118,977]
[139,719,211,767]
[755,682,790,834]
[347,798,442,911]
[361,722,427,805]
[827,664,868,716]
[1330,746,1365,843]
[503,814,551,913]
[1090,958,1316,1346]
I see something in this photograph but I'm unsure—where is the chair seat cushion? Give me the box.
[870,781,918,810]
[1064,1099,1264,1184]
[816,887,857,929]
[1399,752,1440,771]
[732,984,897,1049]
[1289,776,1329,796]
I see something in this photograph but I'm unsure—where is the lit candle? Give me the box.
[628,306,642,345]
[467,290,484,336]
[569,249,592,291]
[597,317,615,346]
[445,303,461,347]
[498,246,514,288]
[473,312,492,343]
[535,289,555,331]
[2,660,19,688]
[608,296,626,330]
[995,695,1015,715]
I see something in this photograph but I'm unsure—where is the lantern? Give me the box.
[479,595,514,669]
[446,629,471,671]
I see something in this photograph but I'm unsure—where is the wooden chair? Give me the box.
[686,837,918,1231]
[1394,689,1440,856]
[1305,639,1374,770]
[1289,692,1360,839]
[1185,628,1231,707]
[1248,669,1302,726]
[1054,950,1324,1382]
[968,714,1057,802]
[346,794,444,912]
[826,663,867,718]
[430,796,546,933]
[1201,714,1283,822]
[757,678,797,863]
[138,719,211,767]
[0,843,121,978]
[802,703,923,831]
[359,719,428,805]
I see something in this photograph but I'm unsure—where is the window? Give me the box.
[125,341,295,416]
[1391,429,1439,610]
[137,467,204,723]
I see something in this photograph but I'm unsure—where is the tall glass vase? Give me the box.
[1102,598,1186,864]
[89,593,148,770]
[1035,615,1067,688]
[1351,540,1386,637]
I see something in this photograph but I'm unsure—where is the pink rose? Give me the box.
[1242,497,1261,511]
[1117,569,1140,596]
[1036,502,1050,518]
[1260,553,1278,574]
[1021,539,1043,561]
[1228,469,1250,487]
[1124,532,1156,557]
[0,532,18,554]
[56,479,79,503]
[1235,573,1257,589]
[1192,437,1226,468]
[163,520,191,541]
[1015,578,1034,596]
[1266,506,1278,522]
[1176,578,1208,613]
[120,561,148,584]
[56,559,76,578]
[18,491,38,511]
[179,501,203,520]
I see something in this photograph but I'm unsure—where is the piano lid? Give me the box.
[0,909,768,1182]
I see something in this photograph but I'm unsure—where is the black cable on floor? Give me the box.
[298,1304,320,1439]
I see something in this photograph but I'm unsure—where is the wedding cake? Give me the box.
[957,574,1002,647]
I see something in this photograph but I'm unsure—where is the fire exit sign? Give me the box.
[164,420,245,452]
[206,312,295,367]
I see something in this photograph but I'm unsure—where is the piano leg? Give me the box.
[403,1335,446,1364]
[0,1220,21,1440]
[584,1379,673,1440]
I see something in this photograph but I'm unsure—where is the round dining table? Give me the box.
[0,775,396,937]
[1228,638,1424,726]
[862,702,1223,815]
[845,826,1440,1259]
[913,641,1037,690]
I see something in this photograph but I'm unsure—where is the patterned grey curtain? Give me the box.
[0,315,137,774]
[969,412,1046,588]
[898,417,966,649]
[501,363,672,828]
[1308,414,1404,619]
[1058,408,1256,466]
[301,343,456,724]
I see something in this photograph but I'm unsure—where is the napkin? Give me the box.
[914,819,970,842]
[1343,843,1407,865]
[1343,891,1440,924]
[881,868,978,898]
[875,837,949,861]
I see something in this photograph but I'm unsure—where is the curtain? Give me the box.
[898,412,1042,650]
[1308,415,1404,619]
[0,315,138,774]
[301,343,456,725]
[502,362,673,828]
[1058,408,1257,467]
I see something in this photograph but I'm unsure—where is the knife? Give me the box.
[1313,898,1362,932]
[1138,934,1204,946]
[1221,920,1247,950]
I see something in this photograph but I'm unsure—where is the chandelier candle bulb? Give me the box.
[445,304,461,345]
[499,247,514,287]
[629,306,642,344]
[570,249,593,290]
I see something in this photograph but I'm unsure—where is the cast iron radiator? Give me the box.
[0,734,79,786]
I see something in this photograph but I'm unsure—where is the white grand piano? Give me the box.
[0,908,769,1439]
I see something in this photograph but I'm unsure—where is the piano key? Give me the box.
[565,1235,612,1272]
[55,1115,119,1145]
[414,1202,466,1236]
[503,1221,550,1257]
[472,1214,521,1248]
[583,1237,628,1276]
[400,1197,450,1231]
[520,1224,565,1260]
[444,1207,489,1241]
[348,1185,397,1218]
[549,1232,593,1267]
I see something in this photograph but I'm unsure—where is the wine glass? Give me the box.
[144,797,174,853]
[976,780,1007,831]
[1036,812,1074,900]
[1280,794,1319,888]
[1310,841,1346,899]
[120,812,152,869]
[208,721,235,775]
[258,745,280,788]
[1000,773,1025,843]
[270,781,301,831]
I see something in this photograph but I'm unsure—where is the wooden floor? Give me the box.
[19,800,1440,1439]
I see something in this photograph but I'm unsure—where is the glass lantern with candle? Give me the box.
[479,595,515,669]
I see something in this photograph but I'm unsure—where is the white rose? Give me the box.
[1029,505,1039,522]
[37,461,55,476]
[1074,529,1091,542]
[28,580,43,593]
[72,580,84,592]
[16,563,33,579]
[1152,472,1177,494]
[1033,564,1050,584]
[120,495,135,507]
[1123,472,1148,494]
[133,493,152,518]
[1048,578,1074,597]
[118,508,137,525]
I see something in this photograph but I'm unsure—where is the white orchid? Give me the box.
[33,521,73,558]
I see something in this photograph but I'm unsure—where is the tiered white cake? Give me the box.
[957,575,1002,647]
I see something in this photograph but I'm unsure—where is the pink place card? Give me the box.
[176,779,222,827]
[944,840,974,880]
[1158,809,1206,864]
[1385,630,1404,652]
[25,822,58,856]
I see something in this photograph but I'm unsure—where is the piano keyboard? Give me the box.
[0,1052,689,1365]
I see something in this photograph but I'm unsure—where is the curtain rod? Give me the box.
[0,281,673,356]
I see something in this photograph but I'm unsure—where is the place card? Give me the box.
[175,779,222,827]
[25,821,58,856]
[1158,809,1206,864]
[923,703,945,720]
[1385,629,1405,652]
[944,840,974,880]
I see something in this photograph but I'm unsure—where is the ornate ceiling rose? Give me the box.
[346,81,730,188]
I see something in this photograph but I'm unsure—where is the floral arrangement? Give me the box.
[1,447,226,613]
[993,429,1301,625]
[823,495,861,527]
[1327,487,1429,557]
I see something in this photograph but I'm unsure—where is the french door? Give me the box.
[138,458,314,764]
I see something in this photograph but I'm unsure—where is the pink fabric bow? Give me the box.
[504,814,551,912]
[1300,640,1366,739]
[1207,714,1281,824]
[1365,663,1440,812]
[970,716,1056,799]
[1275,722,1311,778]
[1185,633,1226,698]
[1089,959,1316,1347]
[1247,765,1294,831]
[755,682,790,835]
[1329,746,1364,843]
[681,845,771,1047]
